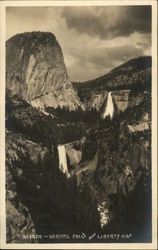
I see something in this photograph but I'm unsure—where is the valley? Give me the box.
[5,32,151,244]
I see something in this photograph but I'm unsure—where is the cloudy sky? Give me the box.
[6,6,151,82]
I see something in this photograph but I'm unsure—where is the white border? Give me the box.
[0,1,157,249]
[0,2,6,249]
[0,0,157,6]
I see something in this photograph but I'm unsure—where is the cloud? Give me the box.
[61,6,151,39]
[67,45,145,81]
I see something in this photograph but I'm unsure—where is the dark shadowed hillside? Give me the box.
[73,56,151,91]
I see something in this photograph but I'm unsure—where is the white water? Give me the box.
[57,145,70,179]
[97,201,110,228]
[103,92,114,119]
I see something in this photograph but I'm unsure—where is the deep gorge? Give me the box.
[6,32,151,243]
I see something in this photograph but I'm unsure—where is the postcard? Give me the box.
[0,0,157,249]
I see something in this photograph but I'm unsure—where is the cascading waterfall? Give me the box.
[57,145,70,179]
[103,92,114,119]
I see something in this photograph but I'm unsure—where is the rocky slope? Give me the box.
[5,96,101,243]
[96,116,151,241]
[6,163,37,243]
[6,32,81,111]
[69,98,151,242]
[6,129,48,243]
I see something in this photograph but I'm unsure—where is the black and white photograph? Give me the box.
[0,1,157,249]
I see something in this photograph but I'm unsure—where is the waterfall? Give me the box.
[57,145,70,179]
[103,92,114,119]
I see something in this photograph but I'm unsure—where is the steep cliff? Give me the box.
[6,163,37,243]
[112,90,130,112]
[6,129,48,243]
[6,32,81,110]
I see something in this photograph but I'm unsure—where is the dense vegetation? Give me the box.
[46,106,101,123]
[6,95,89,146]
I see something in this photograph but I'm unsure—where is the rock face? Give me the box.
[112,90,130,112]
[96,126,150,197]
[94,122,151,239]
[6,172,37,244]
[6,32,80,110]
[6,130,48,243]
[66,145,82,167]
[84,90,108,111]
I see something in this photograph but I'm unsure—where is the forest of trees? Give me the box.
[46,106,101,124]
